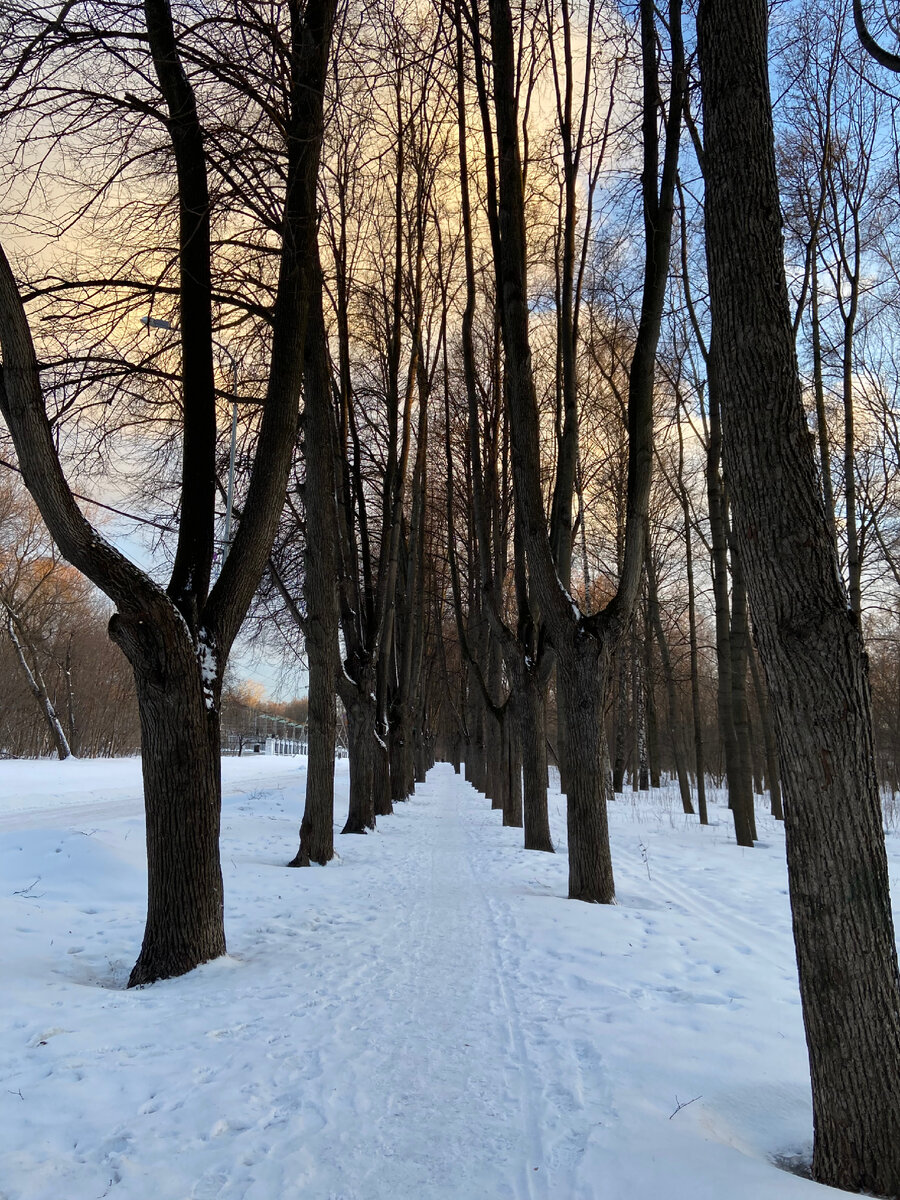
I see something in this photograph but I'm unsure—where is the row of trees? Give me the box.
[2,0,900,1192]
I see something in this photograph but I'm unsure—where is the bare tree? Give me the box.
[0,0,336,985]
[698,0,900,1190]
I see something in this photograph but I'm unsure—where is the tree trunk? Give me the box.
[5,609,72,760]
[749,643,783,820]
[612,647,627,793]
[373,727,393,818]
[504,711,523,828]
[558,641,614,901]
[632,634,649,791]
[708,366,753,845]
[699,3,900,1190]
[681,424,710,825]
[519,677,554,852]
[289,263,337,868]
[646,552,694,814]
[729,548,757,841]
[342,696,377,835]
[644,607,661,788]
[112,615,225,988]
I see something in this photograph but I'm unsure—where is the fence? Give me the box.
[220,699,348,758]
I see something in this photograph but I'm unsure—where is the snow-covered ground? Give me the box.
[1,757,894,1200]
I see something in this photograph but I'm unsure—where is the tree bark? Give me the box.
[518,677,554,852]
[111,611,224,988]
[728,546,757,841]
[290,246,337,868]
[699,3,900,1190]
[342,693,377,835]
[612,648,627,793]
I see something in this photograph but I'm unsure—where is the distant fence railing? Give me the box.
[220,701,348,758]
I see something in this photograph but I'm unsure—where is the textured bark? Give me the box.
[111,612,224,988]
[518,678,554,852]
[728,548,757,841]
[504,713,523,828]
[707,368,753,844]
[558,644,615,901]
[373,727,393,818]
[699,3,900,1191]
[342,696,377,835]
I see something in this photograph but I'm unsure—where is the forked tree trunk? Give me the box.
[112,614,225,988]
[483,0,681,905]
[699,3,900,1191]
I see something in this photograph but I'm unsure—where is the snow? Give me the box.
[2,757,893,1200]
[198,632,218,711]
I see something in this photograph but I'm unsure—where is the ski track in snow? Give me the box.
[1,760,889,1199]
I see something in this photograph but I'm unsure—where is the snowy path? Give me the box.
[1,760,875,1199]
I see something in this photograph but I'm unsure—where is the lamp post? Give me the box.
[140,316,240,567]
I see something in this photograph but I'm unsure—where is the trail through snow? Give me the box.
[1,759,886,1199]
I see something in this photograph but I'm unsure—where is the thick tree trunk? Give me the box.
[699,3,900,1191]
[519,677,554,852]
[342,697,377,834]
[558,641,614,901]
[373,726,393,817]
[389,704,414,804]
[112,616,224,988]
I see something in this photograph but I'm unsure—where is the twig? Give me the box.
[13,877,42,897]
[669,1094,702,1119]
